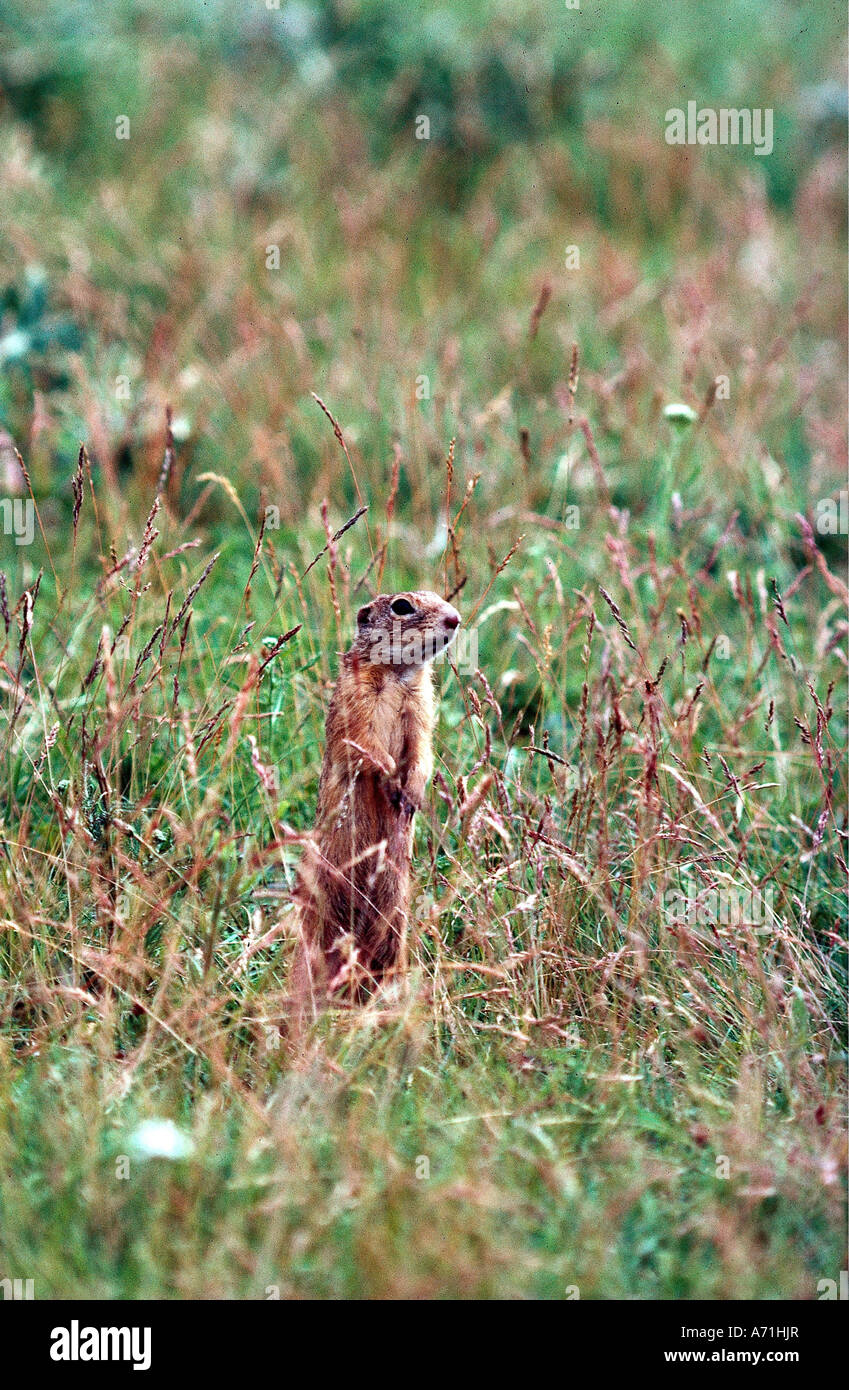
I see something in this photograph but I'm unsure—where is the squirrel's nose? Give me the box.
[443,610,460,629]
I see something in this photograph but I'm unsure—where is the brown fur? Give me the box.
[292,591,460,1023]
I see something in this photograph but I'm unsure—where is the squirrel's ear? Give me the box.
[356,604,373,628]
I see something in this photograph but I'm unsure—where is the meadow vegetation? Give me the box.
[0,0,846,1297]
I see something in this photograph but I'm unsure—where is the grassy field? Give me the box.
[0,0,846,1298]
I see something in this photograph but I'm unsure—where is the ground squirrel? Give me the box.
[292,590,460,1020]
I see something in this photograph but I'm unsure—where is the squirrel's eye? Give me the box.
[391,598,415,617]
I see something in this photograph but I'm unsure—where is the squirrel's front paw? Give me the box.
[388,781,417,818]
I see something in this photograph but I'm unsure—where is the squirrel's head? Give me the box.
[353,590,460,670]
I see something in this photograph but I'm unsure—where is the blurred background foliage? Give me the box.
[0,0,845,500]
[1,0,845,203]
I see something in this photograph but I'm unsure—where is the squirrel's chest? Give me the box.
[372,683,421,768]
